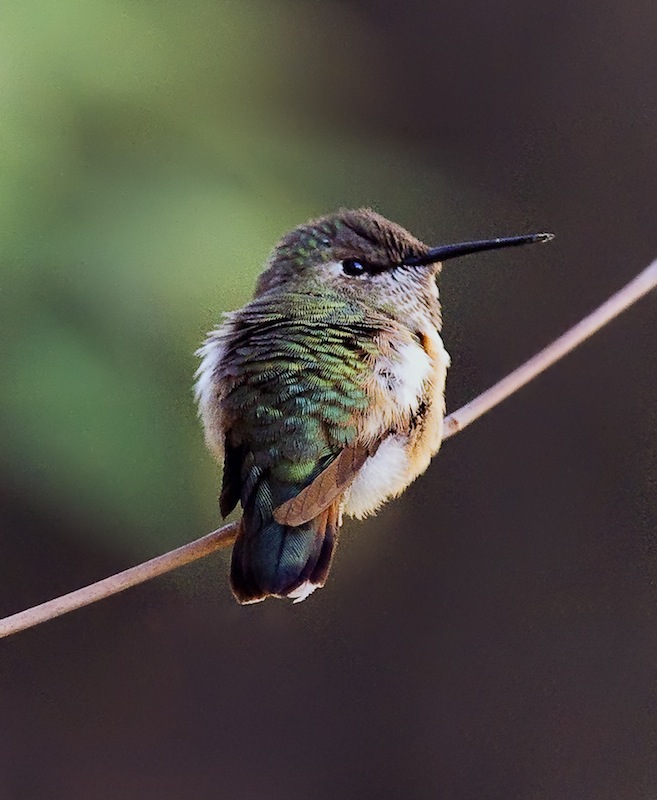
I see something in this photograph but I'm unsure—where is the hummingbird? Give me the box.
[195,209,552,604]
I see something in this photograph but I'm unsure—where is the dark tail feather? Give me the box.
[230,503,340,604]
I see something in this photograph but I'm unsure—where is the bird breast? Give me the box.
[344,325,450,519]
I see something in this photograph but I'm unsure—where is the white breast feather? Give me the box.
[387,341,433,410]
[360,338,433,440]
[344,434,410,519]
[346,329,450,518]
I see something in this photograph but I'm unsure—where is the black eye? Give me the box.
[342,258,366,276]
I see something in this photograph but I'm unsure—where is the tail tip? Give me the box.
[287,581,320,604]
[233,580,322,605]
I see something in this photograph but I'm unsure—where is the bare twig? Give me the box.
[1,259,656,639]
[442,258,657,438]
[0,523,239,639]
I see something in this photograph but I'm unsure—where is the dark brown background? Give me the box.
[1,1,657,798]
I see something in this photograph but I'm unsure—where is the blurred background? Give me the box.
[1,1,657,797]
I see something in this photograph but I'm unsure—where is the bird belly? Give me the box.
[343,433,413,518]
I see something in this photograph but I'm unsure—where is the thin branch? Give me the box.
[1,259,656,639]
[443,259,657,438]
[0,523,239,639]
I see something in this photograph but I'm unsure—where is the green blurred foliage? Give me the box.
[0,0,458,555]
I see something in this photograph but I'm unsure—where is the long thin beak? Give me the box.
[402,232,554,267]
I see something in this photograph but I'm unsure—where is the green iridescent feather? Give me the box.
[219,291,381,507]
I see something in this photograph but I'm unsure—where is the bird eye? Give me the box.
[342,258,366,276]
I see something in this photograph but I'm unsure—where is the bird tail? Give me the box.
[230,502,340,604]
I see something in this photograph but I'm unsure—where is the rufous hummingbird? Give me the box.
[195,209,552,604]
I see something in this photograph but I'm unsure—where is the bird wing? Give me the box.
[272,439,380,526]
[213,292,386,521]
